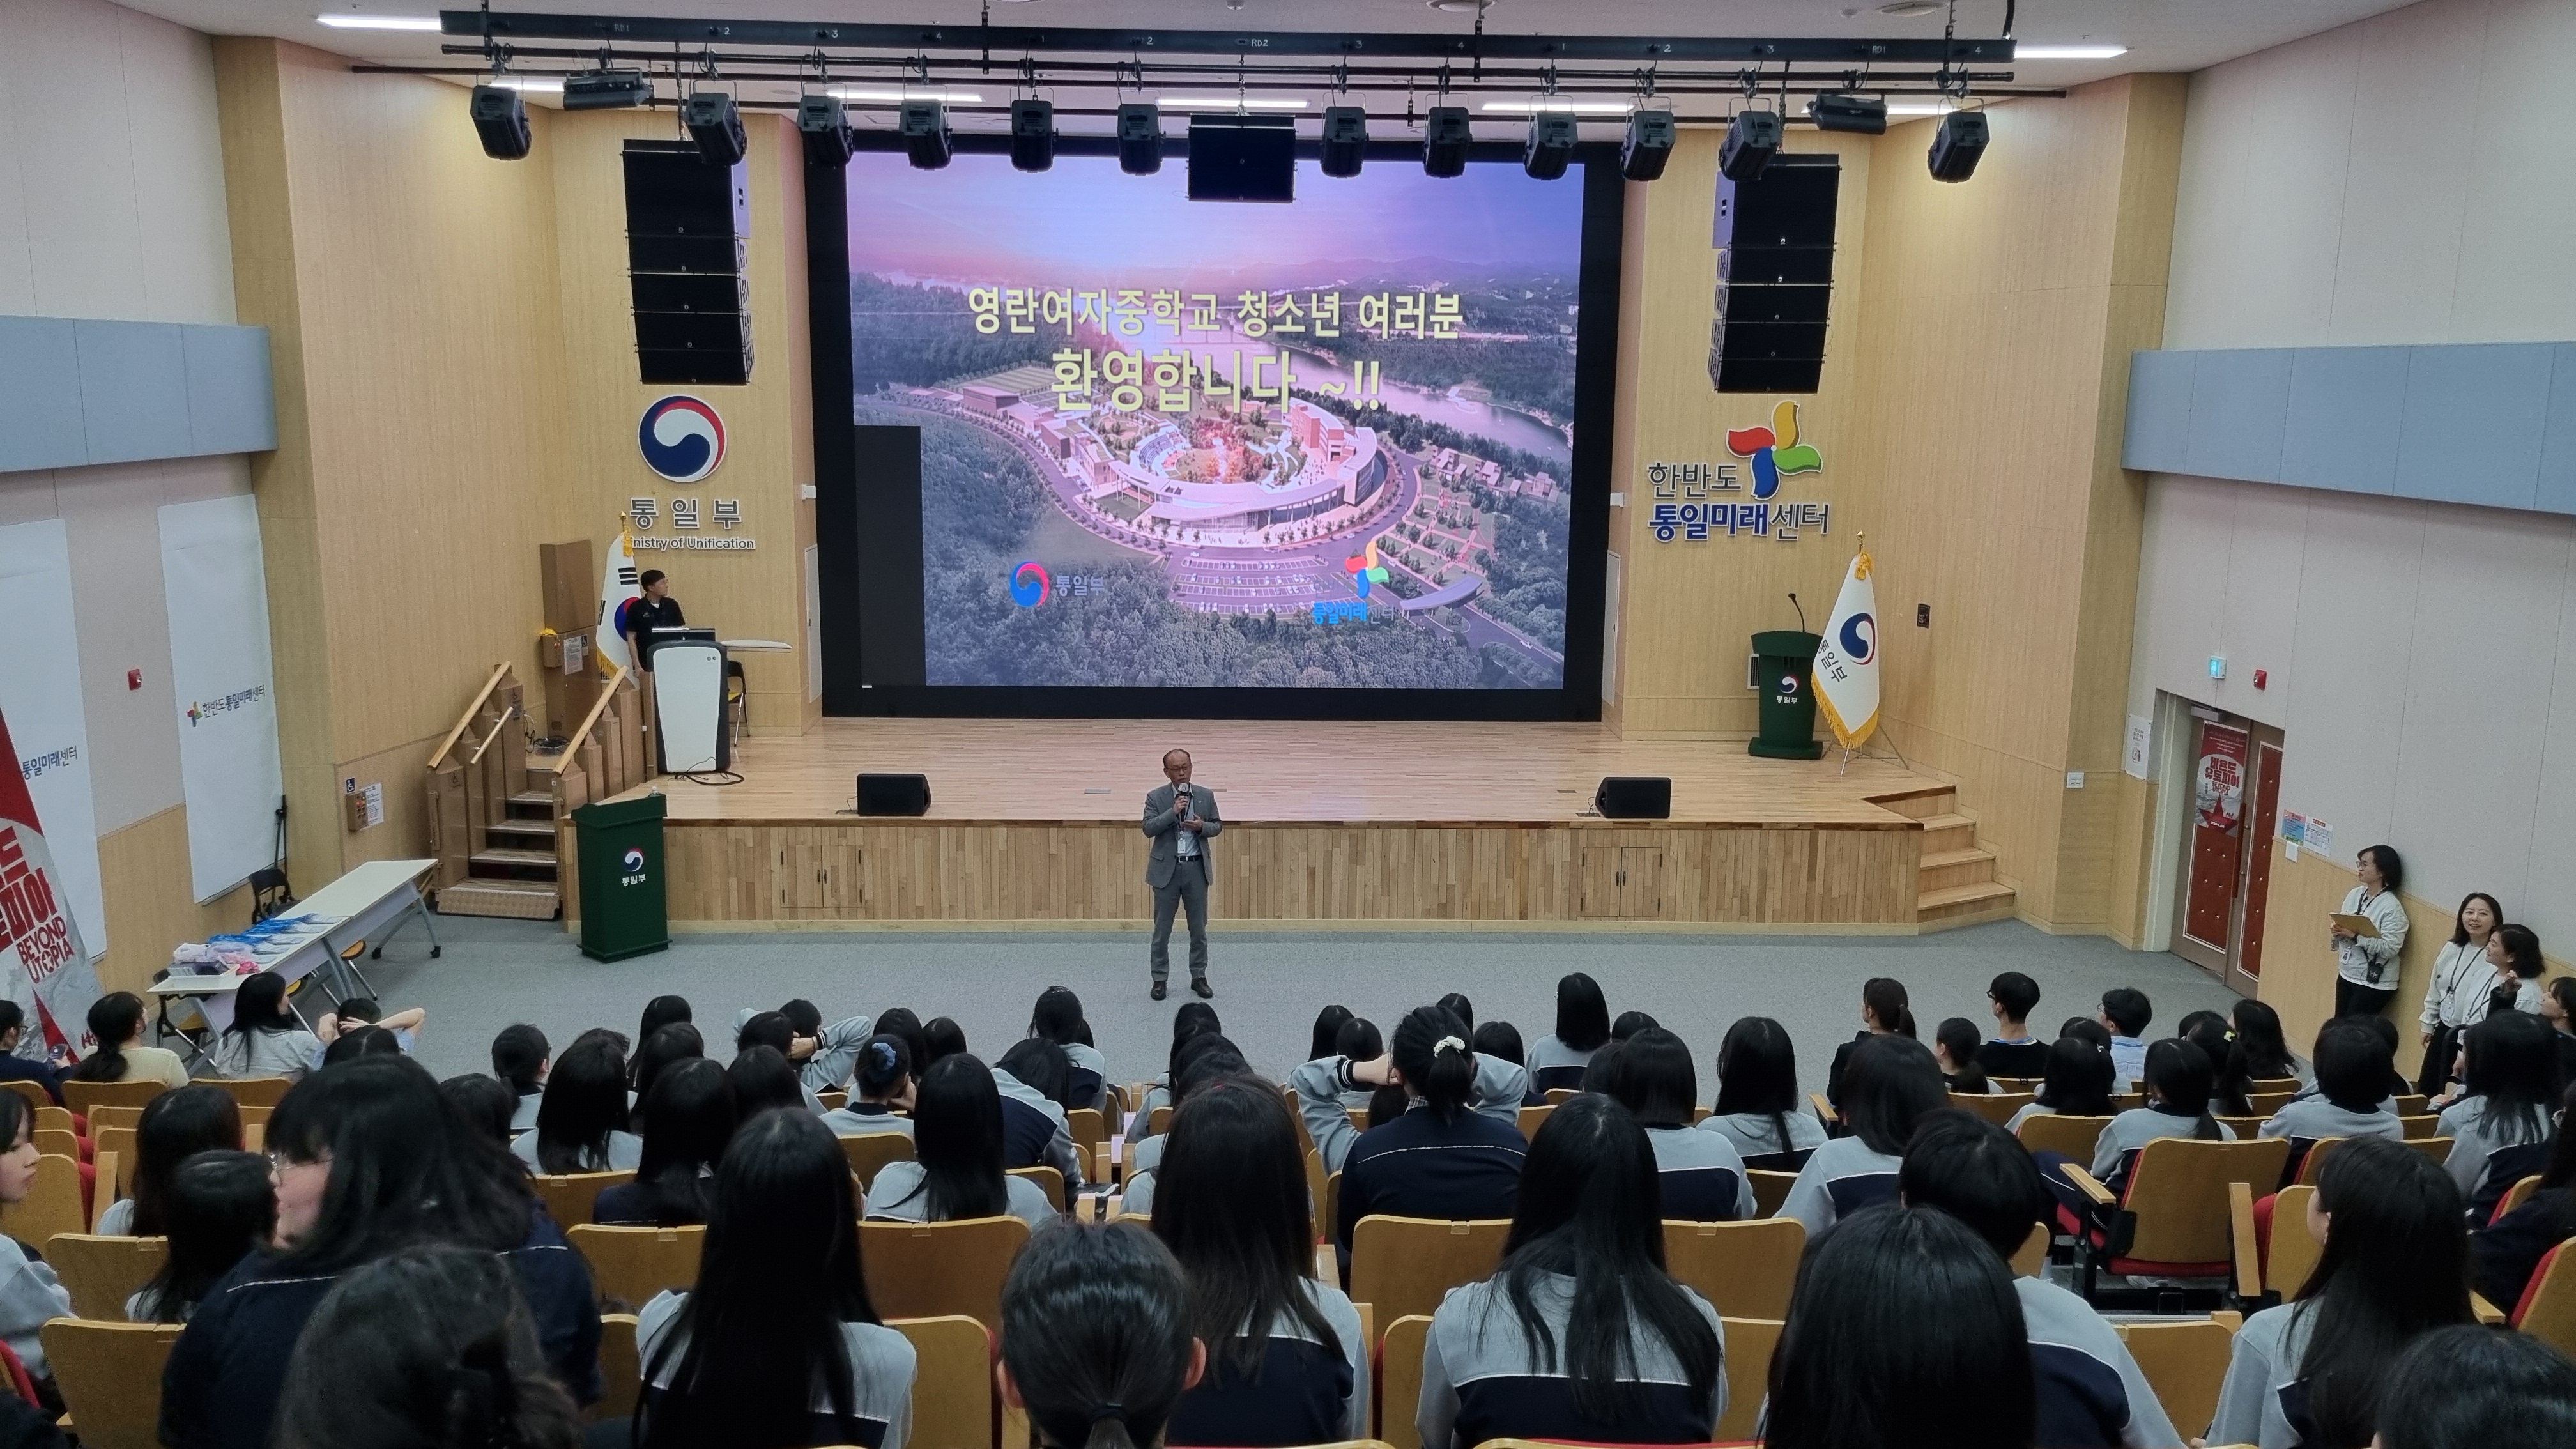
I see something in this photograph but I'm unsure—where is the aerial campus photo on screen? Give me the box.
[847,147,1583,690]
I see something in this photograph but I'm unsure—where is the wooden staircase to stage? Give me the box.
[425,663,651,920]
[1870,783,2018,930]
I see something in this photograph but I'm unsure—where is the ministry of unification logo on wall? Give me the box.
[638,395,727,483]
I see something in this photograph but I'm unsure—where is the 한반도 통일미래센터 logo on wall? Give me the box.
[1724,400,1822,500]
[638,395,727,483]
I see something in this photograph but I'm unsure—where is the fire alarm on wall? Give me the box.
[125,669,141,691]
[2253,669,2269,690]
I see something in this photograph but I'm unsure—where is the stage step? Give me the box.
[1920,846,1998,893]
[508,792,553,809]
[469,847,558,870]
[1917,880,2018,930]
[1869,785,1956,820]
[436,881,562,920]
[485,819,556,839]
[1919,812,1977,854]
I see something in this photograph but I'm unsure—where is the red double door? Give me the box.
[2174,714,2282,995]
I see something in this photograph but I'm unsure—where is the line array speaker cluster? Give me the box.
[1708,155,1839,395]
[623,140,753,386]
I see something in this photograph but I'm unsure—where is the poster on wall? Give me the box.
[0,521,107,960]
[158,496,285,902]
[0,705,107,1055]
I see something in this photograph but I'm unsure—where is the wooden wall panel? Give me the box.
[95,806,252,998]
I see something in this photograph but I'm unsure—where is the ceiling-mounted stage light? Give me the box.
[1928,109,1988,181]
[683,91,746,166]
[899,99,953,169]
[796,95,854,167]
[1522,110,1576,180]
[1621,107,1675,180]
[1719,109,1781,180]
[469,84,530,160]
[1010,98,1056,172]
[1117,103,1163,175]
[562,69,652,111]
[1319,104,1367,178]
[1422,105,1471,178]
[1807,93,1888,135]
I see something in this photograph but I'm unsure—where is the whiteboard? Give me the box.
[159,496,285,901]
[0,520,106,957]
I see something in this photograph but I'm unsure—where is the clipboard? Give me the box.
[2329,912,2381,939]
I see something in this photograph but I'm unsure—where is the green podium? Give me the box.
[572,793,670,962]
[1749,630,1826,760]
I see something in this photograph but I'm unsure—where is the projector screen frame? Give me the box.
[806,130,1624,722]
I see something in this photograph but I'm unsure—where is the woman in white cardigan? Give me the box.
[2332,844,2409,1020]
[2418,892,2503,1095]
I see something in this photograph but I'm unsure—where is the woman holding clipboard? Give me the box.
[2331,844,2411,1020]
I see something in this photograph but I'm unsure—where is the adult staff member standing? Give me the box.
[1143,749,1221,1002]
[2331,844,2409,1020]
[625,570,685,670]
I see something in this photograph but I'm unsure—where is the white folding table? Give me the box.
[150,858,441,1054]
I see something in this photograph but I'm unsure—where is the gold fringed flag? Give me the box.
[1814,545,1880,748]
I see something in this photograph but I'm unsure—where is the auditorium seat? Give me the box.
[2513,1243,2576,1357]
[592,1313,641,1423]
[0,1083,43,1117]
[208,1077,295,1110]
[1009,1165,1066,1211]
[1516,1105,1554,1138]
[2264,1185,2320,1298]
[858,1216,1032,1331]
[1348,1215,1509,1328]
[32,1128,78,1164]
[1745,1169,1798,1218]
[2062,1137,2285,1303]
[91,1128,136,1207]
[892,1315,998,1449]
[1715,1316,1784,1443]
[46,1233,166,1320]
[0,1154,86,1247]
[2400,1113,2440,1140]
[1374,1314,1432,1441]
[83,1105,143,1135]
[1304,1149,1326,1238]
[63,1080,164,1116]
[567,1223,704,1312]
[533,1170,633,1230]
[1662,1218,1802,1320]
[2114,1313,2242,1439]
[2495,1173,2545,1223]
[42,1318,180,1449]
[88,1149,119,1231]
[1947,1091,2034,1128]
[2014,1114,2114,1160]
[841,1132,915,1190]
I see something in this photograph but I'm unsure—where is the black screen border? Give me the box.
[808,130,1621,721]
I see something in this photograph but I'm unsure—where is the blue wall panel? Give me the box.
[0,315,273,474]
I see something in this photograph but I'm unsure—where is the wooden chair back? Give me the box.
[2246,1090,2294,1116]
[63,1079,165,1115]
[2393,1094,2428,1116]
[33,1105,72,1138]
[0,1154,86,1248]
[89,1151,120,1232]
[239,1105,272,1130]
[85,1105,144,1135]
[566,1224,705,1311]
[2292,1137,2346,1187]
[1348,1107,1370,1132]
[2120,1138,2290,1266]
[1544,1088,1578,1105]
[2518,1244,2576,1357]
[857,1216,1033,1331]
[2250,1078,2302,1095]
[93,1127,138,1205]
[593,1313,641,1422]
[2399,1114,2439,1140]
[2496,1174,2545,1222]
[1747,1169,1798,1219]
[1324,1172,1341,1242]
[48,1232,169,1319]
[0,1082,45,1117]
[1660,1218,1804,1320]
[891,1315,997,1449]
[841,1131,917,1189]
[2010,1222,2050,1278]
[2112,1092,2148,1111]
[1991,1077,2043,1094]
[2015,1114,2115,1160]
[818,1089,847,1111]
[1948,1092,2035,1127]
[2116,1316,2243,1440]
[1348,1216,1510,1328]
[1009,1165,1066,1212]
[32,1128,77,1162]
[1276,1085,1315,1154]
[2215,1114,2266,1138]
[1304,1150,1326,1239]
[2266,1185,2323,1298]
[1376,1314,1432,1442]
[1517,1105,1554,1138]
[1066,1108,1103,1158]
[2401,1137,2455,1170]
[208,1077,295,1110]
[1714,1317,1784,1444]
[533,1170,634,1229]
[40,1319,181,1449]
[1147,1105,1172,1137]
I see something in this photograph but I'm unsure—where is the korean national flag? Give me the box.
[595,530,642,673]
[1813,548,1880,749]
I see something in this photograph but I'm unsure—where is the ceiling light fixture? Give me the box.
[1883,100,1959,116]
[315,13,441,30]
[1480,99,1636,116]
[828,87,984,104]
[2014,45,2128,60]
[1876,2,1942,15]
[486,77,562,93]
[1157,95,1308,111]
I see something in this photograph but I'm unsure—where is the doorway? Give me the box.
[2168,708,2281,996]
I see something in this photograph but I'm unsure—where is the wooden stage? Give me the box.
[576,720,2019,932]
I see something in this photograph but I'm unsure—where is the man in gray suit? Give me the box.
[1143,747,1222,1000]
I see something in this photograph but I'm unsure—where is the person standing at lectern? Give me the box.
[1143,749,1222,1001]
[625,569,685,670]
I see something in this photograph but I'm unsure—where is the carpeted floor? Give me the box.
[341,914,2242,1096]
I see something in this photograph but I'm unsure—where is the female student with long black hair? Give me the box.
[1151,1078,1367,1446]
[2005,1034,2117,1133]
[160,1057,602,1449]
[1418,1095,1725,1449]
[2260,1020,2405,1181]
[2471,1081,2576,1310]
[95,1084,241,1236]
[1029,986,1108,1110]
[1777,1033,1944,1234]
[1293,1005,1528,1273]
[128,1151,273,1323]
[66,990,192,1089]
[594,1058,737,1227]
[515,1036,643,1174]
[631,1108,916,1448]
[862,1054,1056,1230]
[1595,1027,1752,1221]
[2419,893,2506,1094]
[211,972,324,1080]
[2375,1324,2576,1449]
[626,1023,704,1131]
[2207,1137,2474,1449]
[1527,973,1613,1092]
[1932,1018,1995,1095]
[822,1036,916,1139]
[1132,1002,1223,1143]
[0,1092,75,1383]
[994,1038,1088,1190]
[1701,1016,1826,1167]
[2543,977,2576,1083]
[1825,977,1916,1107]
[2438,1009,2562,1218]
[1123,1036,1250,1220]
[2082,1038,2234,1193]
[1307,1005,1354,1065]
[1000,1223,1204,1449]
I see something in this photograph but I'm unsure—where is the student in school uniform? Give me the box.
[2469,1080,2576,1312]
[2374,1326,2576,1449]
[1151,1077,1368,1447]
[1935,1018,2000,1095]
[1701,1016,1827,1166]
[0,1004,68,1105]
[1418,1096,1726,1449]
[998,1222,1201,1449]
[0,1093,75,1384]
[1028,986,1111,1111]
[2418,893,2506,1094]
[1123,1037,1252,1220]
[1128,1002,1222,1154]
[2437,1011,2562,1221]
[993,1039,1087,1192]
[1825,977,1916,1108]
[512,1038,644,1174]
[2097,988,2153,1094]
[1777,1033,1945,1234]
[95,1085,242,1237]
[1526,973,1613,1093]
[1292,1005,1527,1276]
[210,973,325,1082]
[493,1023,549,1131]
[2040,1040,2234,1222]
[66,992,194,1091]
[1977,971,2051,1081]
[733,1014,834,1114]
[627,1024,704,1130]
[2006,1036,2118,1135]
[2260,1020,2407,1183]
[1595,1027,1752,1221]
[594,1058,736,1228]
[821,1036,917,1140]
[1899,1113,2183,1449]
[730,1000,875,1096]
[862,1054,1056,1232]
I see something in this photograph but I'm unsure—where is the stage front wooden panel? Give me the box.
[578,720,1950,930]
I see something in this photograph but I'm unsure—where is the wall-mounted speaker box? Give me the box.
[1709,156,1839,394]
[1593,776,1673,820]
[856,772,933,816]
[624,140,753,385]
[1188,114,1296,203]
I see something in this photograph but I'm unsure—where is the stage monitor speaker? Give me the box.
[1189,114,1295,203]
[1708,156,1838,395]
[625,140,753,385]
[1593,776,1673,820]
[856,772,932,816]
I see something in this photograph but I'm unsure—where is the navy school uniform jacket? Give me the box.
[158,1206,602,1449]
[1418,1272,1725,1449]
[2015,1275,2184,1448]
[1165,1279,1370,1448]
[1644,1125,1754,1221]
[992,1068,1084,1189]
[1774,1136,1901,1234]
